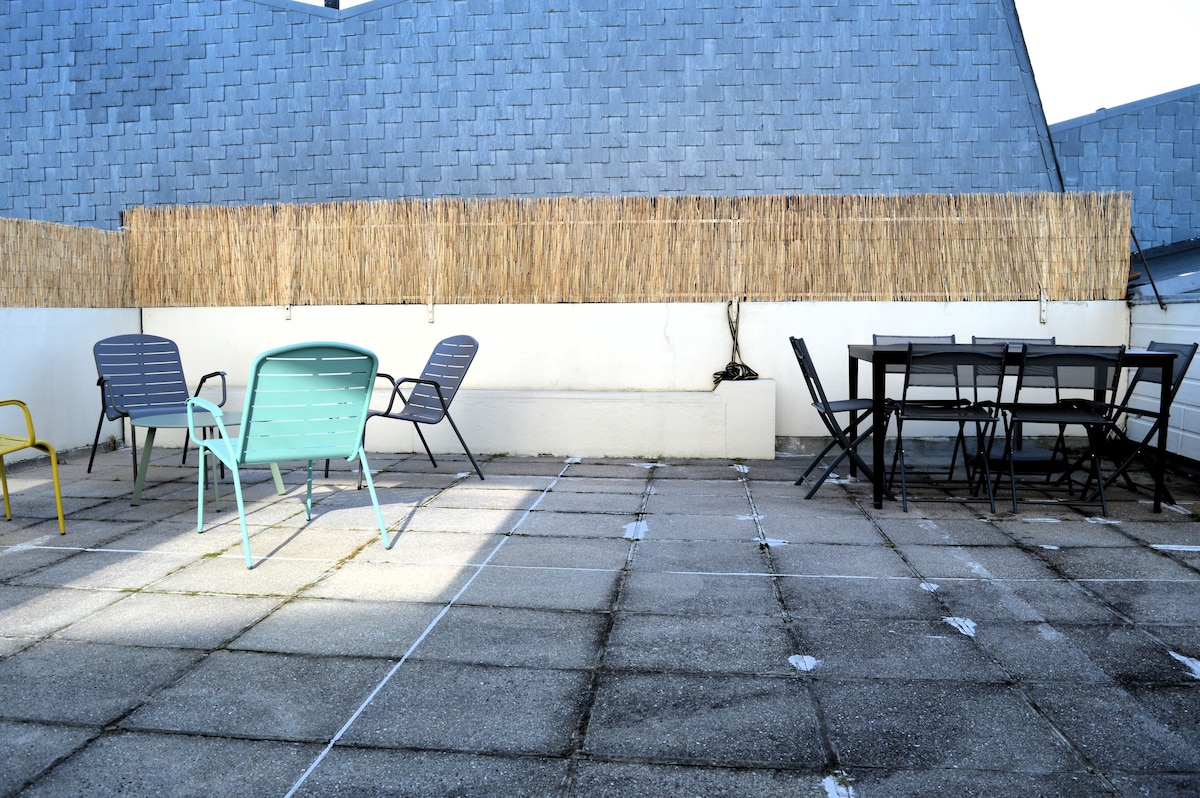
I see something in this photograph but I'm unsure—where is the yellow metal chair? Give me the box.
[0,399,66,534]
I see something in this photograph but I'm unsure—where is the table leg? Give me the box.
[131,426,157,506]
[1154,360,1170,513]
[872,360,887,509]
[848,357,860,478]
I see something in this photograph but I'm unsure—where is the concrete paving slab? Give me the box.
[291,747,571,798]
[15,731,320,798]
[619,570,780,616]
[583,671,827,768]
[894,543,1062,580]
[54,592,280,649]
[0,584,126,637]
[605,612,796,675]
[878,516,1021,546]
[341,660,591,756]
[508,510,638,538]
[3,445,1199,796]
[795,618,1010,681]
[356,529,505,565]
[567,761,828,798]
[814,679,1082,772]
[769,542,914,578]
[414,605,608,669]
[229,597,444,658]
[458,564,621,612]
[777,575,944,621]
[490,536,631,570]
[0,720,97,796]
[759,514,888,545]
[0,640,201,724]
[124,650,395,741]
[303,561,476,603]
[634,512,761,541]
[1022,683,1200,772]
[629,539,770,572]
[1072,579,1200,624]
[7,550,199,591]
[928,578,1125,623]
[971,621,1120,683]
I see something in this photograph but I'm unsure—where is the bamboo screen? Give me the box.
[0,217,129,308]
[9,192,1131,308]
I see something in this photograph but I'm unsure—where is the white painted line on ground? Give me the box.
[284,460,576,798]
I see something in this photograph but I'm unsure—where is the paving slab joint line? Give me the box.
[281,458,577,798]
[560,462,659,794]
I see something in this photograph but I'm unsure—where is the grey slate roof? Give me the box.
[1051,83,1200,252]
[2,0,1061,230]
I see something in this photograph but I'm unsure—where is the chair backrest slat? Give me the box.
[400,335,479,424]
[239,343,377,465]
[1015,345,1125,402]
[94,334,192,419]
[789,337,837,413]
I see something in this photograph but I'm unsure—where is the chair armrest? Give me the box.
[186,396,233,445]
[0,399,36,446]
[194,371,228,407]
[97,377,127,420]
[394,376,451,409]
[369,372,406,415]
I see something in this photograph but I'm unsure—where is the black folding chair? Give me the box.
[790,337,890,499]
[1096,340,1196,503]
[873,335,964,478]
[1001,345,1125,515]
[890,343,1008,512]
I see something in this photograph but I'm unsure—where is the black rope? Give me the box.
[713,299,759,385]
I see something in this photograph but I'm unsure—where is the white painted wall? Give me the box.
[0,308,140,462]
[2,301,1132,461]
[1130,302,1200,460]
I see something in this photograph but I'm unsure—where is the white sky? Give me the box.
[1013,0,1200,123]
[297,0,1200,125]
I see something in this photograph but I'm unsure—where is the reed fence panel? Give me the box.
[7,192,1131,308]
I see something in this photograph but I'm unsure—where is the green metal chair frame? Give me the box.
[187,342,391,568]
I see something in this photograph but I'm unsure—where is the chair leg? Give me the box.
[412,423,438,468]
[358,449,392,549]
[444,412,484,480]
[128,424,140,483]
[795,437,842,486]
[37,443,66,535]
[88,410,106,474]
[0,457,9,522]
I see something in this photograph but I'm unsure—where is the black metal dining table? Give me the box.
[847,343,1177,512]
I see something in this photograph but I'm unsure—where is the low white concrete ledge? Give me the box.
[138,380,777,462]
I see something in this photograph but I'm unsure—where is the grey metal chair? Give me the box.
[339,335,483,483]
[90,334,227,479]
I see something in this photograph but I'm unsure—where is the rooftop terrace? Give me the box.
[2,444,1199,796]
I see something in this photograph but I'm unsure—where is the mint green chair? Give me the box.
[186,342,391,568]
